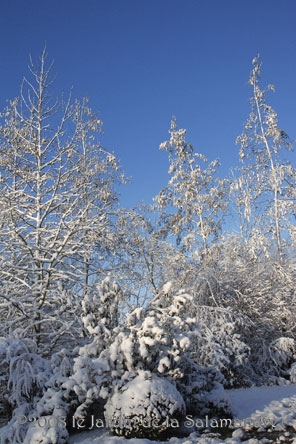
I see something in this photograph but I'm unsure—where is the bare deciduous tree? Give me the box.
[0,49,124,354]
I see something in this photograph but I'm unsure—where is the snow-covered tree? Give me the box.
[81,275,120,335]
[235,54,296,261]
[68,276,121,420]
[155,117,228,262]
[0,49,124,354]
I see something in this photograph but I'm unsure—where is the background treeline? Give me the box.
[0,51,295,443]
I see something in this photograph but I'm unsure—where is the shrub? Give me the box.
[104,371,185,439]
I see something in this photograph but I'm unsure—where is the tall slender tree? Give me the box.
[235,54,295,261]
[155,117,228,263]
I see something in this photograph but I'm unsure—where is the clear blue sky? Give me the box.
[0,0,295,207]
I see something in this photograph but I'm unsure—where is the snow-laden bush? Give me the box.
[23,349,74,444]
[251,337,296,384]
[67,280,231,437]
[0,337,50,411]
[0,337,52,443]
[0,404,31,444]
[178,360,231,417]
[269,337,296,377]
[104,371,185,439]
[193,307,251,388]
[0,340,73,444]
[22,416,69,444]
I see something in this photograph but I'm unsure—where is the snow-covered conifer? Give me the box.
[68,276,121,420]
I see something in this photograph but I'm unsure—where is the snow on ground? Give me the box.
[227,383,296,419]
[68,384,296,444]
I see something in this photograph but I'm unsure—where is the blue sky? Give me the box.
[0,0,295,207]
